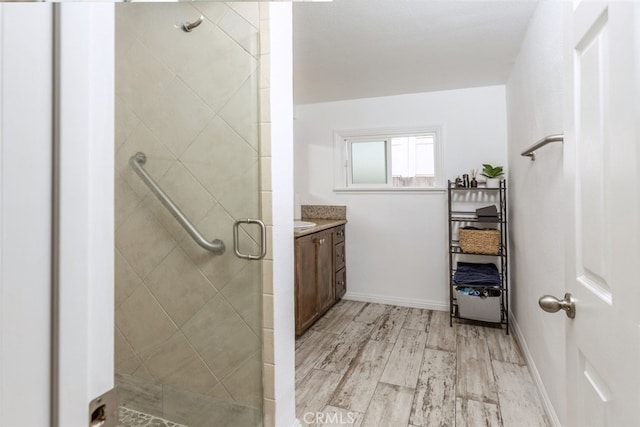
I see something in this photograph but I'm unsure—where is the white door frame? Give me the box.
[54,3,115,426]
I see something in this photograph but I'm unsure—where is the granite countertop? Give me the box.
[294,219,347,238]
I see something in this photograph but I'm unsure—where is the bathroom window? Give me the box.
[335,127,443,191]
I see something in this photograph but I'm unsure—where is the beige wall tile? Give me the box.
[261,191,273,226]
[229,3,260,29]
[178,26,258,112]
[194,2,230,25]
[219,6,260,57]
[115,39,175,119]
[263,398,276,427]
[115,122,176,199]
[182,294,259,378]
[263,363,275,400]
[180,204,256,290]
[116,373,163,417]
[139,77,215,158]
[115,94,140,151]
[260,122,272,157]
[208,382,233,401]
[114,177,142,231]
[115,249,142,308]
[265,225,273,260]
[263,294,274,329]
[260,53,271,90]
[259,16,270,55]
[181,116,257,201]
[217,164,260,222]
[222,353,263,409]
[115,328,141,375]
[221,261,262,334]
[262,259,273,294]
[259,87,271,123]
[261,157,272,191]
[115,205,176,279]
[263,328,274,364]
[115,285,178,355]
[145,247,217,327]
[164,385,261,426]
[219,75,259,150]
[138,331,216,394]
[141,162,216,243]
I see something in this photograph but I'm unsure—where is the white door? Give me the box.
[564,1,640,426]
[2,3,116,427]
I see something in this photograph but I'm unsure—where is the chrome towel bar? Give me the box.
[129,152,225,255]
[521,134,564,161]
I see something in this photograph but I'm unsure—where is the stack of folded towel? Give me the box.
[453,262,501,287]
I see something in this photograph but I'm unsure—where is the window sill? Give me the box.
[333,187,446,194]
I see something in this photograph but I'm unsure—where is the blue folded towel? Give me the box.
[453,262,501,287]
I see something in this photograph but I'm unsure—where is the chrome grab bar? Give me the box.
[521,134,564,161]
[129,152,225,255]
[233,219,267,260]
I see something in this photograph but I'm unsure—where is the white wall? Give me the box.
[294,86,508,308]
[505,1,567,425]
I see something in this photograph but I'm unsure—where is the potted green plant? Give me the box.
[481,164,504,188]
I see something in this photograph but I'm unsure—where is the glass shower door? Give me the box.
[113,3,263,426]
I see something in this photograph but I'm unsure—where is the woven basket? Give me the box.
[459,227,500,255]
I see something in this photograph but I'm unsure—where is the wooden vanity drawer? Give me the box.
[335,241,346,270]
[335,268,346,300]
[333,225,346,244]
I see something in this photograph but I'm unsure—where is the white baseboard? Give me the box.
[343,292,448,311]
[509,312,561,427]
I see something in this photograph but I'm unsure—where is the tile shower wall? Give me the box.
[114,3,265,424]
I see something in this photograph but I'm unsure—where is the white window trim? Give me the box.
[333,126,445,192]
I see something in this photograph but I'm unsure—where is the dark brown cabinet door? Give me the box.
[316,230,335,313]
[295,233,318,334]
[295,225,346,336]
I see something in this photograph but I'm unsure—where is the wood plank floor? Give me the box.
[295,300,549,427]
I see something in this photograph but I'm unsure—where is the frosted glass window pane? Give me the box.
[351,141,387,184]
[415,141,434,175]
[392,140,409,177]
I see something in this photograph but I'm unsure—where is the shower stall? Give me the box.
[113,3,265,425]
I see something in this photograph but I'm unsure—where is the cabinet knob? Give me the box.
[315,238,325,245]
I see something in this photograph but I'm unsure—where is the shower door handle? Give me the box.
[233,219,267,260]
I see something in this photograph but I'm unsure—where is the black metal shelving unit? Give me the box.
[447,179,509,334]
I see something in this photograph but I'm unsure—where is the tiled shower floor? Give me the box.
[118,407,188,427]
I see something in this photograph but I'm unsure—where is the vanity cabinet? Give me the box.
[295,224,346,336]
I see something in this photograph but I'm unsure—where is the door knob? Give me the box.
[538,293,575,319]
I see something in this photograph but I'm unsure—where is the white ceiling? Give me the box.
[293,0,539,105]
